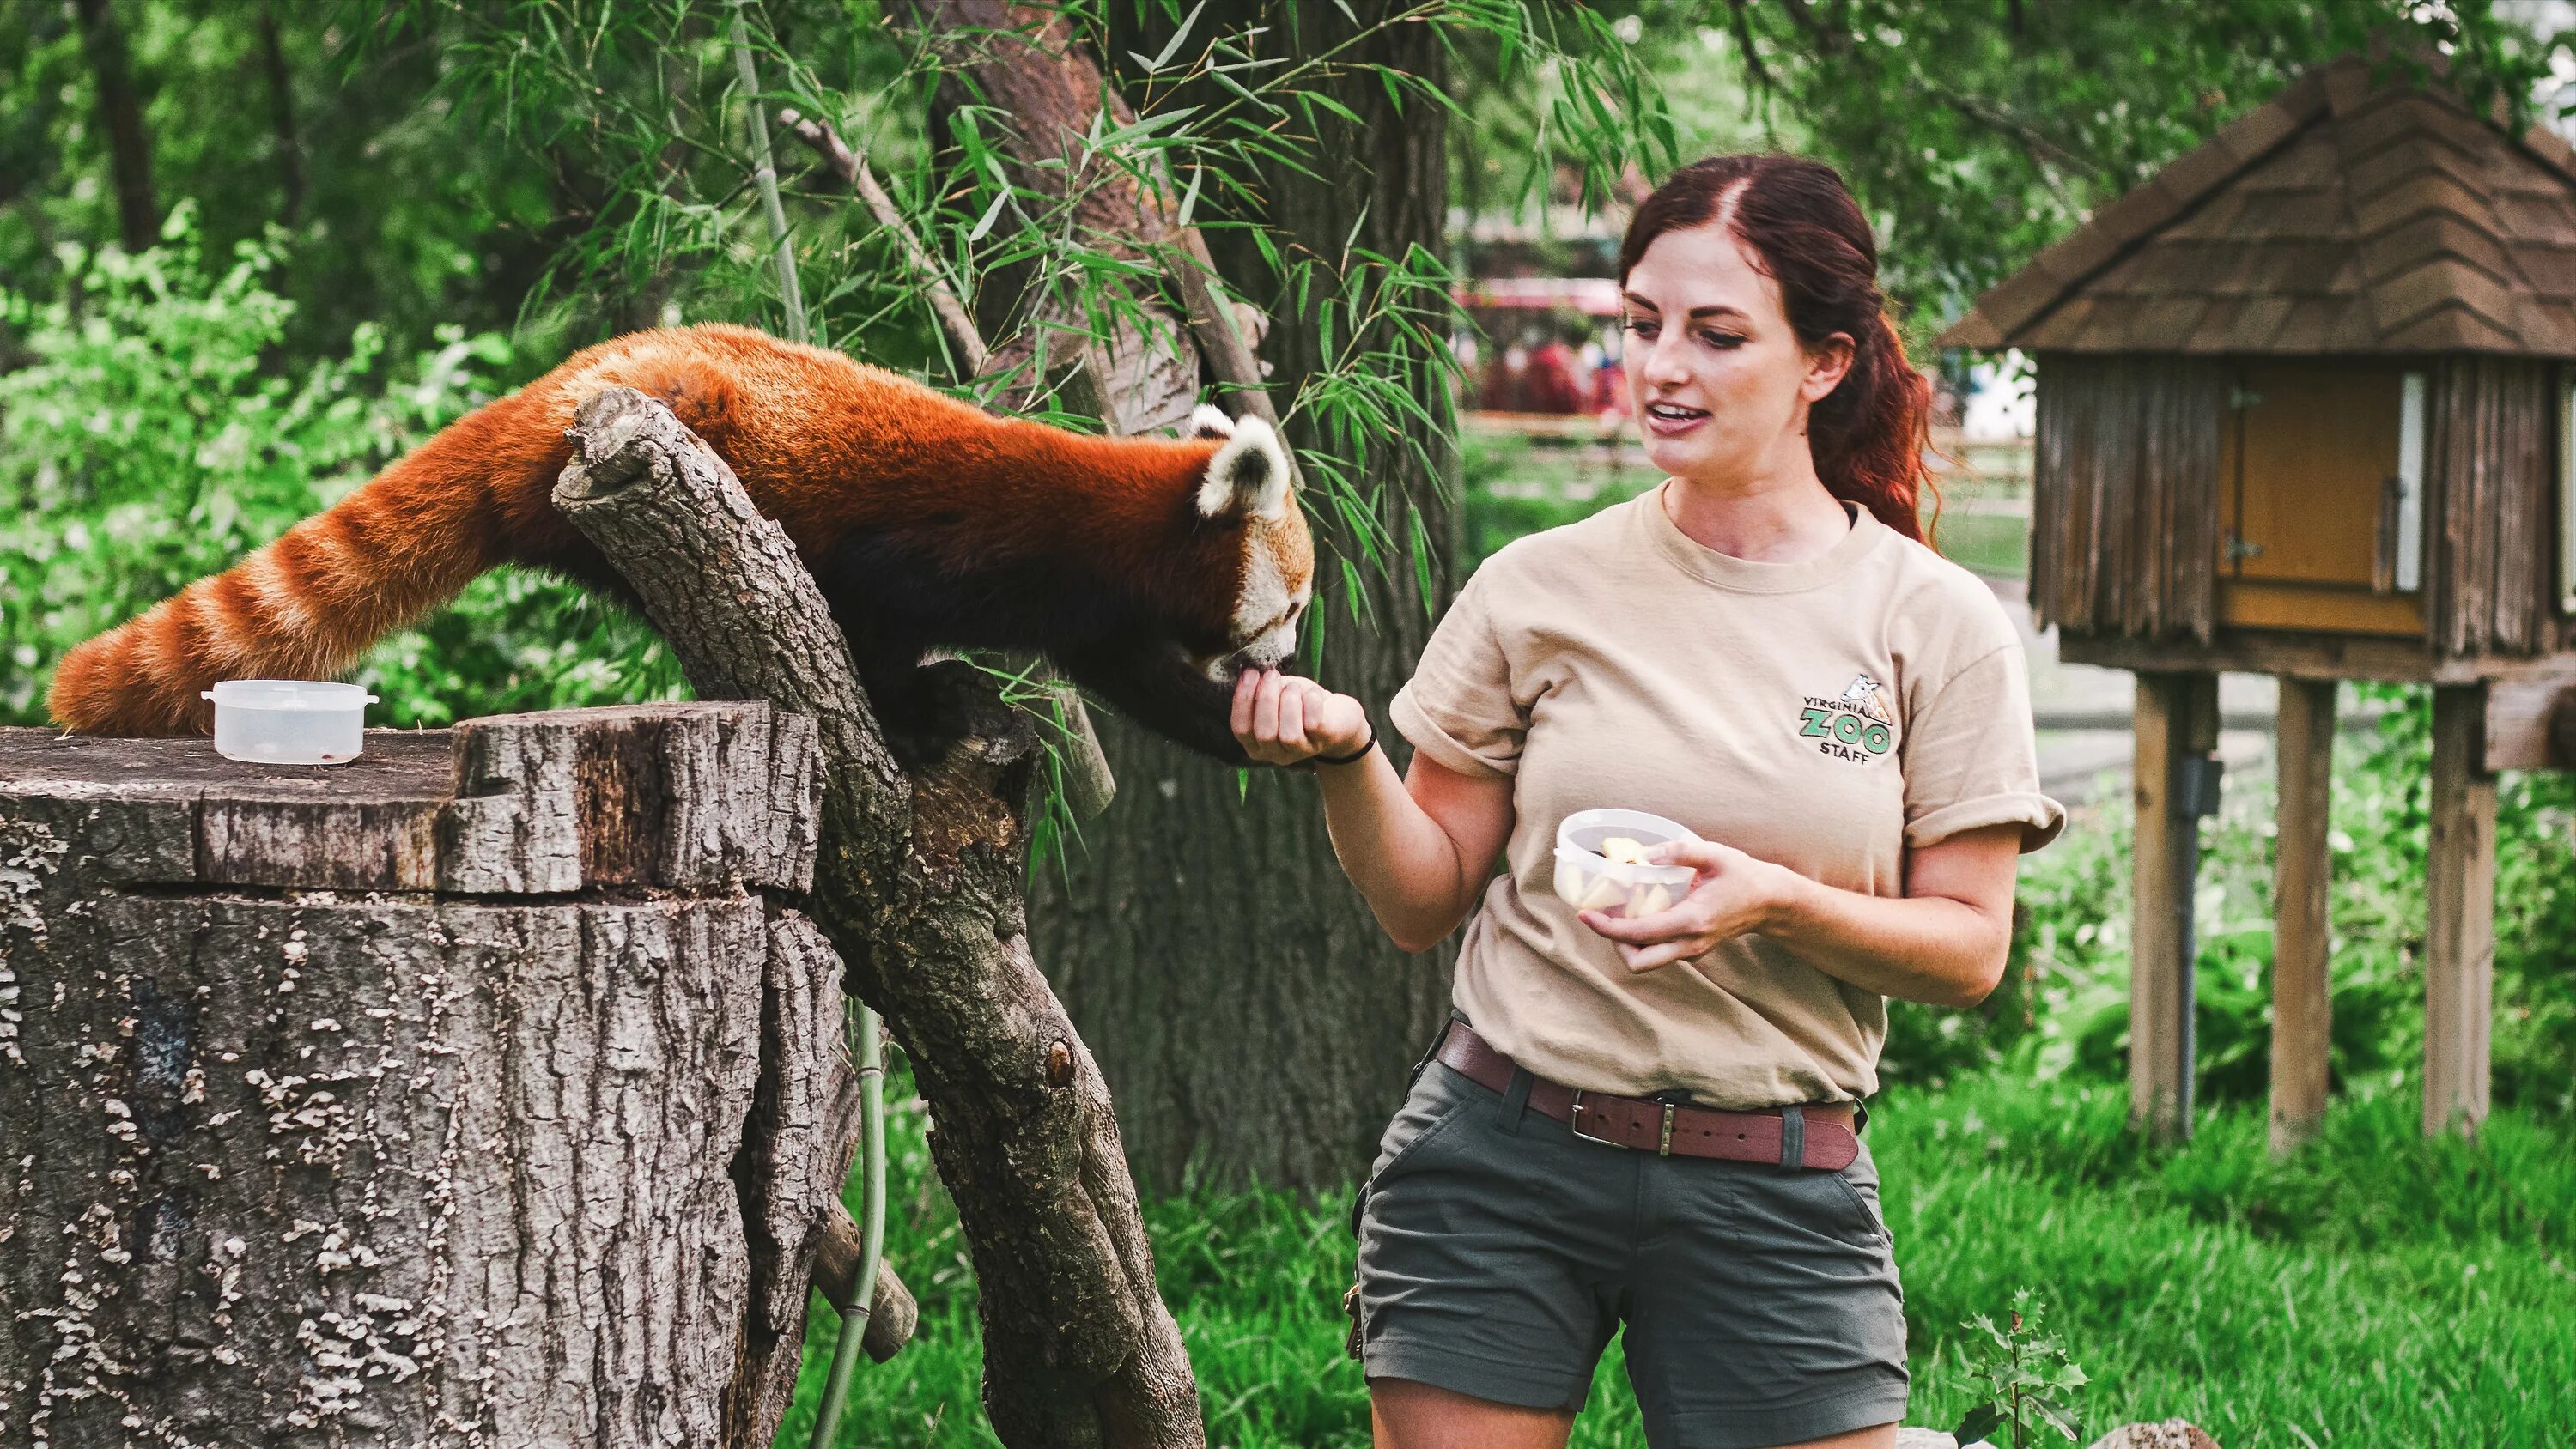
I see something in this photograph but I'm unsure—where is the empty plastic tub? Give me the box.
[1553,807,1701,919]
[201,680,378,765]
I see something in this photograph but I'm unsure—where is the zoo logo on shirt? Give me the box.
[1796,674,1896,763]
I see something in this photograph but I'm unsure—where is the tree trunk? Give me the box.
[0,704,867,1448]
[70,0,158,252]
[902,0,1202,434]
[255,0,304,226]
[1030,4,1461,1193]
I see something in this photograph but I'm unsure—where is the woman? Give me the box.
[1230,155,2064,1449]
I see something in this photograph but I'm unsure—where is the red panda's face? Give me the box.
[1185,409,1314,682]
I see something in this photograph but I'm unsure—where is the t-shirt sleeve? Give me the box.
[1388,573,1524,779]
[1901,640,2066,852]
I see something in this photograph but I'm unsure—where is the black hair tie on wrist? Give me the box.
[1311,718,1376,767]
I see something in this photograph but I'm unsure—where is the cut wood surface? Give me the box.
[0,702,866,1449]
[812,1200,922,1362]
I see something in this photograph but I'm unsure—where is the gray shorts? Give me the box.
[1352,1050,1909,1449]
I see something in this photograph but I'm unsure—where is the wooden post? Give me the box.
[2132,671,2221,1139]
[2425,683,2498,1138]
[2269,676,2336,1154]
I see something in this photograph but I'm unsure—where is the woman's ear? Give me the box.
[1802,332,1856,403]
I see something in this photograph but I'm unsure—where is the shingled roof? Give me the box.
[1939,53,2576,355]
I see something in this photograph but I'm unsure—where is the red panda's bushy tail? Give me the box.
[46,395,540,737]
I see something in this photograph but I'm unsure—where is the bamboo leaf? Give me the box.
[1145,0,1206,73]
[1208,66,1282,117]
[1305,89,1364,127]
[965,188,1011,244]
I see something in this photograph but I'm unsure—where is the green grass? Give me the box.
[1927,510,2027,580]
[772,1064,2576,1448]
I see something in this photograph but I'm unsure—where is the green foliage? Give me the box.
[1950,1289,2091,1449]
[1879,681,2576,1118]
[0,0,568,361]
[1665,0,2564,339]
[775,1052,2576,1447]
[0,208,683,727]
[1456,426,1657,564]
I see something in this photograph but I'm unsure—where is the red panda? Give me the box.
[45,324,1314,766]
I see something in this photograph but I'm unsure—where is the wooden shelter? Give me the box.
[1942,52,2576,1147]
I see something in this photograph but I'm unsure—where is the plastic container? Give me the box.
[201,680,378,765]
[1552,808,1701,919]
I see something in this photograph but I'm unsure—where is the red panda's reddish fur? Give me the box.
[48,324,1307,740]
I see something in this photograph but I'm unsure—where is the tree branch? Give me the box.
[1727,0,1781,96]
[812,1199,922,1362]
[780,107,991,378]
[899,0,1203,434]
[1930,87,2093,207]
[1772,0,1850,55]
[552,388,1203,1449]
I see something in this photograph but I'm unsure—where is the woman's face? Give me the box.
[1620,220,1851,487]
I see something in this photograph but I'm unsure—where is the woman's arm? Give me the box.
[1230,668,1514,953]
[1579,827,2024,1008]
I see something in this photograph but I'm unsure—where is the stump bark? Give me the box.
[0,703,866,1449]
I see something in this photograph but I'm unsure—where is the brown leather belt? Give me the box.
[1434,1022,1861,1172]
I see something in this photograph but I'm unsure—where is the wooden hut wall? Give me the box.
[2427,356,2561,658]
[2029,354,2223,641]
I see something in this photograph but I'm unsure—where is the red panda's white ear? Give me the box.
[1196,415,1292,518]
[1188,404,1235,440]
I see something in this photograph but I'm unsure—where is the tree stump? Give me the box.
[0,703,868,1449]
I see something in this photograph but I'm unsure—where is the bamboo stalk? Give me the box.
[726,0,808,343]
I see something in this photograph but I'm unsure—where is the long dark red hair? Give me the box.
[1618,155,1937,544]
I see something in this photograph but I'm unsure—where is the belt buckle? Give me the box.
[1567,1091,1676,1156]
[1568,1089,1614,1149]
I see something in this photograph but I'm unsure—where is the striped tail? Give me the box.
[46,399,531,737]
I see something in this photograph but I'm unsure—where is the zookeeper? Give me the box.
[1227,153,2067,1449]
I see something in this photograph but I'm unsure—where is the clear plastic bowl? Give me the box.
[201,680,378,765]
[1552,807,1700,919]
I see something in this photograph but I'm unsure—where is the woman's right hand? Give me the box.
[1231,667,1371,767]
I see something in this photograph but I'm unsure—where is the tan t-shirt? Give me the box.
[1388,482,2065,1108]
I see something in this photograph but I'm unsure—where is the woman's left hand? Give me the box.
[1577,839,1799,973]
